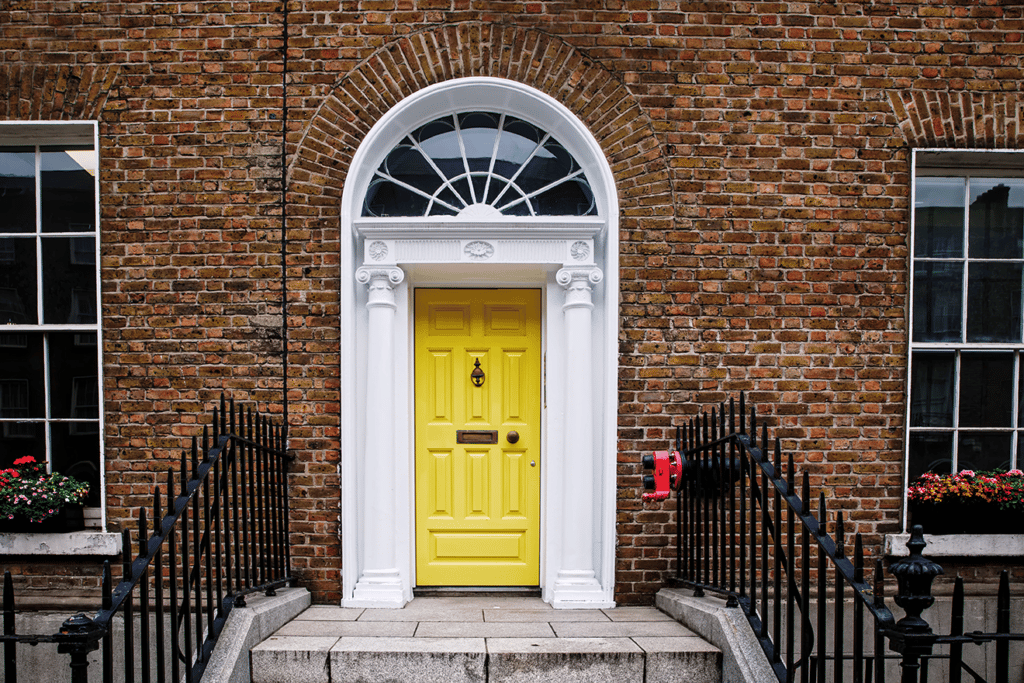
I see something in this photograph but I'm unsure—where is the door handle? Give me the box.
[507,430,520,444]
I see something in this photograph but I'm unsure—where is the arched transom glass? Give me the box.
[362,112,597,218]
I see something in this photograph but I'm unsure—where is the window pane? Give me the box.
[910,352,955,427]
[908,432,952,480]
[42,237,96,324]
[532,178,596,216]
[495,117,544,178]
[0,333,45,418]
[50,423,100,507]
[969,178,1024,259]
[518,139,578,195]
[0,421,45,469]
[966,261,1022,342]
[915,177,965,258]
[957,432,1012,473]
[458,112,500,173]
[41,146,95,234]
[362,177,430,218]
[959,352,1014,428]
[48,333,98,419]
[0,147,36,234]
[912,262,963,342]
[0,238,37,324]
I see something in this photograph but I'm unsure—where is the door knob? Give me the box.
[507,430,520,444]
[530,460,536,467]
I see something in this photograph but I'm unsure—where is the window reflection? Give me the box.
[363,112,597,218]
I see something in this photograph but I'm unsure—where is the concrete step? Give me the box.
[249,598,721,683]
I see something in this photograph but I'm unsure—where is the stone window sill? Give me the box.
[885,533,1024,558]
[0,530,122,556]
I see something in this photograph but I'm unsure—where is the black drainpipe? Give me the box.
[280,0,289,430]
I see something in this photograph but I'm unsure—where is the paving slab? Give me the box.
[487,638,644,683]
[330,637,486,683]
[274,620,417,637]
[414,621,556,638]
[358,606,485,622]
[251,635,337,683]
[397,596,550,610]
[601,606,674,622]
[551,621,697,638]
[484,608,610,622]
[294,606,365,622]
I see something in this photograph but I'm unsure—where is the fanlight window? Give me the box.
[362,112,597,218]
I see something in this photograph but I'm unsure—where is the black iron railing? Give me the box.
[2,395,292,683]
[643,393,1024,683]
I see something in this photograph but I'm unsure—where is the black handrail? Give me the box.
[647,392,1024,683]
[2,394,292,683]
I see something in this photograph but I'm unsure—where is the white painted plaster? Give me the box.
[340,78,618,608]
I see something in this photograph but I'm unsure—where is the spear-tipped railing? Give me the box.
[645,392,1024,683]
[2,395,292,683]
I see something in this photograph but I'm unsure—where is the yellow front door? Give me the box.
[415,289,541,586]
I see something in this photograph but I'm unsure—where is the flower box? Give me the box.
[909,501,1024,535]
[0,504,85,534]
[907,469,1024,536]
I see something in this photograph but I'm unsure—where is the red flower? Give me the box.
[13,456,36,466]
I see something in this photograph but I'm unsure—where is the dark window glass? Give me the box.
[908,432,952,480]
[969,179,1024,259]
[363,178,429,218]
[966,262,1022,342]
[458,112,500,173]
[957,432,1012,473]
[50,423,100,507]
[0,333,45,419]
[959,353,1013,428]
[42,237,96,324]
[0,421,45,470]
[0,238,37,325]
[532,178,596,216]
[910,353,955,427]
[48,333,98,420]
[363,112,595,218]
[518,140,577,195]
[0,148,36,234]
[41,146,95,234]
[912,262,963,342]
[915,177,965,258]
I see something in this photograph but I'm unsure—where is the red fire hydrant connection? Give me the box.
[641,450,682,502]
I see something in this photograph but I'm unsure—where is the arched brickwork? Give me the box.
[888,91,1024,149]
[283,24,675,603]
[0,64,118,120]
[287,23,673,227]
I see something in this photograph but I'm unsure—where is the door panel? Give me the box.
[415,289,541,586]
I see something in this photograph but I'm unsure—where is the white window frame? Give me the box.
[0,121,104,526]
[905,149,1024,516]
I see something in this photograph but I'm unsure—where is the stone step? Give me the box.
[252,635,720,683]
[250,599,721,683]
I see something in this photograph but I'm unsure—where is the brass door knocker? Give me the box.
[471,358,485,387]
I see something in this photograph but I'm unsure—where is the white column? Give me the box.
[551,266,611,608]
[349,265,408,607]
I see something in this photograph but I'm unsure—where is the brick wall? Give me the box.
[1,1,1022,605]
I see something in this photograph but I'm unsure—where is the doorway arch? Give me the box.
[340,77,618,608]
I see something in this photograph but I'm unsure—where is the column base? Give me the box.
[550,569,614,609]
[345,569,410,608]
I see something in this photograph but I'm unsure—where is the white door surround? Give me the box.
[339,78,619,608]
